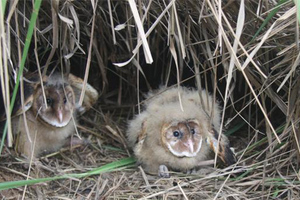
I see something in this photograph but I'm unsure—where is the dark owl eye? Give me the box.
[190,129,195,134]
[173,131,180,137]
[46,98,52,106]
[63,97,67,104]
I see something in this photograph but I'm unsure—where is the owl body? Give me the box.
[127,87,235,175]
[12,74,76,158]
[13,109,75,157]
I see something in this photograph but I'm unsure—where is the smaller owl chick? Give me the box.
[127,86,236,177]
[1,73,99,158]
[12,74,76,158]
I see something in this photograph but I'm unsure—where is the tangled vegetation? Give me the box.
[0,0,299,199]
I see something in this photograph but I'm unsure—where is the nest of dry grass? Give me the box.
[0,0,300,199]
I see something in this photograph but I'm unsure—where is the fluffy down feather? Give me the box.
[127,86,236,176]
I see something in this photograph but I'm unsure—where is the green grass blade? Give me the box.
[0,157,136,191]
[1,0,7,14]
[224,120,246,136]
[74,156,136,177]
[296,0,300,25]
[251,0,289,41]
[0,177,56,191]
[0,0,42,155]
[272,188,280,198]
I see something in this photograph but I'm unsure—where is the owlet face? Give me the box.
[33,82,75,127]
[161,119,203,157]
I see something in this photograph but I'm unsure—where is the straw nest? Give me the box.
[0,0,300,199]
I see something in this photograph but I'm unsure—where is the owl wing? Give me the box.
[134,120,148,156]
[67,74,99,114]
[206,128,236,166]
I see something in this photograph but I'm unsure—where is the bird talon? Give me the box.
[186,168,196,174]
[158,165,170,178]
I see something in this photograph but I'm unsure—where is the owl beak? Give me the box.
[184,139,194,153]
[57,109,63,123]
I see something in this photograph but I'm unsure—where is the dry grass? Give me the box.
[1,0,300,199]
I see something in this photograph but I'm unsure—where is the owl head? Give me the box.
[31,75,75,127]
[161,119,204,157]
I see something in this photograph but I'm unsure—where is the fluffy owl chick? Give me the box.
[13,74,76,158]
[127,87,236,177]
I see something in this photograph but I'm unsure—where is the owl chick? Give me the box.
[127,86,236,177]
[7,73,99,158]
[12,74,76,158]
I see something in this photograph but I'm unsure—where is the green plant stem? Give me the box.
[296,0,300,25]
[0,0,42,155]
[0,157,136,191]
[1,0,6,14]
[251,0,289,42]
